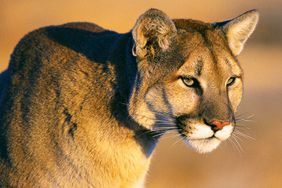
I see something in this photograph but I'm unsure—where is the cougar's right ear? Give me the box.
[213,10,259,56]
[132,8,177,59]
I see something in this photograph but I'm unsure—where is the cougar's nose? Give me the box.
[208,119,231,131]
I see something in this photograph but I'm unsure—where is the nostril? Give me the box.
[222,121,230,127]
[204,119,218,131]
[204,119,230,131]
[210,120,230,130]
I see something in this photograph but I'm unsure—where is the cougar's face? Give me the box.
[131,31,243,153]
[129,9,258,153]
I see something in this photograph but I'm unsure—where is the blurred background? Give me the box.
[1,0,282,187]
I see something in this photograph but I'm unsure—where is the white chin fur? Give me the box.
[214,125,233,140]
[182,124,233,153]
[184,138,221,153]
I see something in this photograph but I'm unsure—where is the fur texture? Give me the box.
[0,9,258,187]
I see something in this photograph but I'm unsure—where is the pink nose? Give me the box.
[210,120,230,130]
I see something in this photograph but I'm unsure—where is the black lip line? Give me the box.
[189,136,217,141]
[176,122,234,141]
[186,135,228,142]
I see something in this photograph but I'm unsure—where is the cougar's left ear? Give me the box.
[132,8,177,59]
[214,10,259,56]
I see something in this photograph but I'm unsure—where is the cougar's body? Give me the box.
[0,23,151,187]
[0,9,258,187]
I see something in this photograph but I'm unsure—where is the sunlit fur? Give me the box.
[0,9,258,187]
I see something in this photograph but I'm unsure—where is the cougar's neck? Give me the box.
[108,32,159,157]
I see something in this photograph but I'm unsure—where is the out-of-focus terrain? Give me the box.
[1,0,282,187]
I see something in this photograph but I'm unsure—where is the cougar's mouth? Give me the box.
[176,118,234,153]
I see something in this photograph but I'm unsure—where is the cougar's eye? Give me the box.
[227,77,236,87]
[181,77,196,87]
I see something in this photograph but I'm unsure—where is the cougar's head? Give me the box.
[128,9,259,153]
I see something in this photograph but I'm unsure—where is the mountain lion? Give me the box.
[0,8,259,187]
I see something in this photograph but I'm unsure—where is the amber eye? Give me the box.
[181,77,196,87]
[227,77,236,87]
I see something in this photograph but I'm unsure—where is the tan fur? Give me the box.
[0,9,258,187]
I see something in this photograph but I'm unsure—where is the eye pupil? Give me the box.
[182,77,195,87]
[227,77,236,86]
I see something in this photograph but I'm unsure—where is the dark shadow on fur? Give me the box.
[0,69,12,164]
[46,26,119,64]
[46,26,160,157]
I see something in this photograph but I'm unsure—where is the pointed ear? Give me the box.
[214,10,259,56]
[132,8,177,59]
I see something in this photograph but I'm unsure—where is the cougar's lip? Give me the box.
[181,134,221,143]
[189,125,234,141]
[177,120,234,140]
[176,121,234,153]
[189,135,217,140]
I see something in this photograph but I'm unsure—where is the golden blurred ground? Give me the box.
[1,1,282,187]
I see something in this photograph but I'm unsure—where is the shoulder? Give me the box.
[12,22,113,51]
[8,22,119,73]
[60,22,106,32]
[12,21,115,54]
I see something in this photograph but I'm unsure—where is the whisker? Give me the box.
[231,138,241,152]
[229,134,243,154]
[234,130,256,141]
[232,134,244,153]
[119,102,128,106]
[227,138,237,152]
[155,122,176,126]
[153,127,178,131]
[235,113,254,119]
[152,132,166,138]
[170,135,184,147]
[232,132,244,142]
[235,118,254,123]
[161,132,180,140]
[235,113,255,122]
[235,125,251,130]
[153,128,178,132]
[136,126,179,138]
[153,126,177,129]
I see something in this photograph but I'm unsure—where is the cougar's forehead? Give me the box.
[177,30,243,82]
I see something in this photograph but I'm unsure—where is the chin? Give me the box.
[184,137,222,153]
